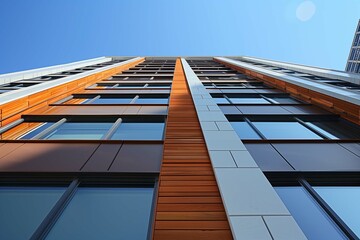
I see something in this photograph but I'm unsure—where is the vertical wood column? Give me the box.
[152,59,232,240]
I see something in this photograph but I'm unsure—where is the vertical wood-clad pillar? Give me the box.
[152,59,233,240]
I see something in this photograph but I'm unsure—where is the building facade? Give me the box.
[0,56,359,240]
[346,19,360,73]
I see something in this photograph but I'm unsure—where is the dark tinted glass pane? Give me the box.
[229,98,269,104]
[0,187,65,240]
[306,121,360,140]
[314,187,360,238]
[275,187,346,240]
[46,187,154,240]
[230,121,261,139]
[19,122,54,139]
[43,122,112,140]
[253,122,322,139]
[111,123,164,140]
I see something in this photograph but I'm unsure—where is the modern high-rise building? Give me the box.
[346,19,360,73]
[0,56,359,240]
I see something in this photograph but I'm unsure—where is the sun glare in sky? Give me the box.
[296,1,316,22]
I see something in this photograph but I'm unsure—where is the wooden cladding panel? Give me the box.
[0,58,144,126]
[153,59,232,240]
[217,60,360,125]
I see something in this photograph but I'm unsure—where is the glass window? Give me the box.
[314,187,360,238]
[19,122,55,139]
[305,121,360,140]
[87,98,133,104]
[135,97,168,104]
[229,97,270,104]
[275,187,347,240]
[213,97,230,104]
[46,187,154,240]
[0,187,65,240]
[253,122,322,139]
[111,122,165,140]
[230,121,261,139]
[41,122,113,140]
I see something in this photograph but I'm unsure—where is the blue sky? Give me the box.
[0,0,359,73]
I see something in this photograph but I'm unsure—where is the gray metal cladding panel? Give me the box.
[281,105,330,115]
[244,143,294,171]
[272,143,360,171]
[109,143,163,173]
[339,143,360,157]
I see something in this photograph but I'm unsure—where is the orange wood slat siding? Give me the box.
[152,59,233,240]
[216,59,360,125]
[0,58,145,127]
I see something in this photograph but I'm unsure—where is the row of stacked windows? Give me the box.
[187,59,360,240]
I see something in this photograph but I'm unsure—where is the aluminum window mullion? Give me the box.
[130,95,139,104]
[102,118,123,140]
[223,94,233,104]
[243,117,267,139]
[30,179,80,240]
[85,95,101,104]
[259,94,276,104]
[0,118,24,134]
[31,118,67,140]
[294,117,331,140]
[299,179,359,240]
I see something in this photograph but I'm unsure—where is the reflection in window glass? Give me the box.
[46,187,154,240]
[305,122,360,140]
[213,97,230,104]
[135,98,168,104]
[230,121,261,139]
[0,187,65,240]
[229,98,269,104]
[253,122,322,139]
[89,98,132,104]
[19,122,54,139]
[314,187,360,238]
[42,122,113,140]
[111,123,165,140]
[275,187,346,240]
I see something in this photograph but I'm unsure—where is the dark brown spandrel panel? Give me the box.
[109,143,163,173]
[0,143,98,172]
[81,143,123,172]
[236,105,291,115]
[29,106,127,115]
[0,143,23,159]
[82,90,171,94]
[244,143,294,171]
[138,106,168,115]
[272,143,360,171]
[281,105,329,115]
[218,106,241,115]
[123,106,141,114]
